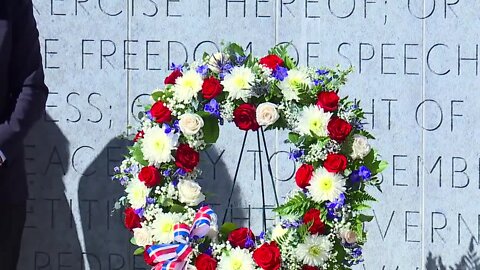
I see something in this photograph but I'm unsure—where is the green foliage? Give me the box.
[131,144,148,166]
[219,222,238,242]
[198,112,220,144]
[274,192,314,217]
[268,43,297,69]
[133,247,144,256]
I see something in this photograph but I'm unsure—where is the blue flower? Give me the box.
[114,166,120,173]
[146,197,156,205]
[314,79,324,86]
[146,110,154,121]
[281,219,301,229]
[359,166,371,180]
[163,123,173,134]
[175,168,187,176]
[163,169,172,177]
[236,55,247,65]
[170,63,183,71]
[244,235,255,249]
[326,193,345,220]
[349,170,363,183]
[204,99,221,119]
[135,208,145,218]
[289,149,304,161]
[316,69,329,76]
[196,65,208,76]
[273,66,288,81]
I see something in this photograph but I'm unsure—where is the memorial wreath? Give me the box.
[113,43,387,270]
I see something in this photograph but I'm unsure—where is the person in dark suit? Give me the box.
[0,0,48,269]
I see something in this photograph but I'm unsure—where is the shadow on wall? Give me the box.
[77,137,143,270]
[198,146,243,227]
[18,114,83,269]
[77,140,240,269]
[426,238,480,270]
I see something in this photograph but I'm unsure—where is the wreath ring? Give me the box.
[113,43,387,270]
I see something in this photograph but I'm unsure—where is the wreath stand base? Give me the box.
[222,127,280,232]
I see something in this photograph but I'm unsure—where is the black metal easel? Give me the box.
[222,127,280,232]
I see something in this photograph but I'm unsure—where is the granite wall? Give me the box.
[20,0,480,269]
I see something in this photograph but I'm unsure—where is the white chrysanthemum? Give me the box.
[271,224,288,241]
[141,125,179,164]
[125,178,150,209]
[173,70,203,103]
[296,234,333,267]
[217,247,255,270]
[296,105,332,137]
[307,167,346,203]
[151,212,183,244]
[279,69,311,101]
[221,66,255,101]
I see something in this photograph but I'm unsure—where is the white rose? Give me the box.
[340,229,357,244]
[256,102,280,126]
[177,180,206,206]
[207,52,228,73]
[351,134,371,160]
[133,227,152,247]
[179,113,204,136]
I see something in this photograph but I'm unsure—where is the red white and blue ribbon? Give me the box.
[147,206,216,270]
[174,206,216,243]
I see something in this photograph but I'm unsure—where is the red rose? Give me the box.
[150,101,172,124]
[164,69,183,85]
[202,77,223,99]
[124,207,141,231]
[327,117,352,142]
[138,166,162,188]
[233,104,260,131]
[228,228,255,249]
[302,266,320,270]
[295,164,314,189]
[175,144,200,173]
[253,242,281,270]
[144,245,156,266]
[195,254,218,270]
[259,55,284,70]
[303,209,326,235]
[317,91,340,112]
[133,130,145,142]
[323,153,348,173]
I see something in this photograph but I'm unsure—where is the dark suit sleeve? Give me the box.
[0,0,48,160]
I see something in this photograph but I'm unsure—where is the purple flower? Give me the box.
[273,66,288,81]
[163,169,172,177]
[170,63,183,71]
[314,79,324,86]
[236,56,247,65]
[175,168,187,176]
[326,193,345,220]
[204,99,221,118]
[316,69,329,76]
[146,197,155,205]
[135,208,145,218]
[146,111,154,121]
[359,166,372,180]
[196,65,208,76]
[244,234,255,249]
[114,167,120,173]
[281,219,302,229]
[163,123,173,134]
[289,149,304,161]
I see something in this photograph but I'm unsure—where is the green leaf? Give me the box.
[274,192,314,217]
[358,214,374,222]
[133,247,144,256]
[220,222,238,236]
[376,160,388,173]
[130,237,137,245]
[288,132,300,144]
[200,113,220,144]
[169,203,187,213]
[132,145,148,166]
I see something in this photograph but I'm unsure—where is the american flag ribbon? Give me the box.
[174,206,216,244]
[148,206,216,270]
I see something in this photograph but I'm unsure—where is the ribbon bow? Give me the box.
[148,206,216,270]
